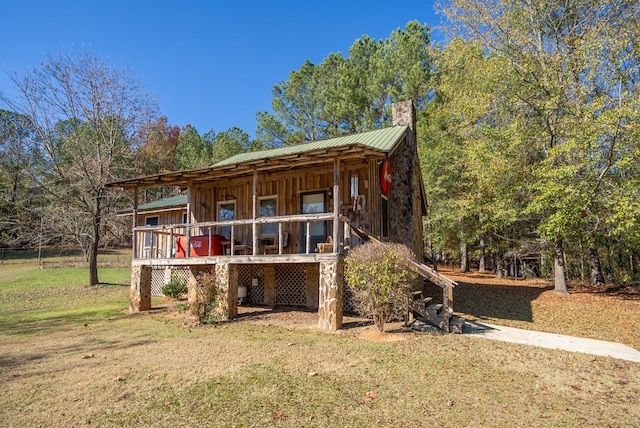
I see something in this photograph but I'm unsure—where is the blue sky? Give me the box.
[1,1,441,138]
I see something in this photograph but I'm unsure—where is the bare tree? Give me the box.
[1,51,158,284]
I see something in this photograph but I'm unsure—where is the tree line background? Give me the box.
[1,0,638,289]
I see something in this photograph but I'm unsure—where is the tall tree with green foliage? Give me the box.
[212,126,250,163]
[175,126,214,170]
[256,21,433,146]
[256,60,329,146]
[438,0,640,289]
[422,37,532,273]
[0,51,158,285]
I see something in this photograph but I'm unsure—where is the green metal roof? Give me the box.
[213,125,409,168]
[106,125,409,189]
[137,194,187,211]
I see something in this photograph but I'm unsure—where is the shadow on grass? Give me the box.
[235,304,314,321]
[0,307,128,337]
[425,277,553,323]
[235,304,374,331]
[0,337,157,376]
[568,282,640,300]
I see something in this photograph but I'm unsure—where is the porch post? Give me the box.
[252,169,258,255]
[129,264,151,312]
[185,187,191,257]
[333,158,340,253]
[318,260,343,330]
[132,187,138,259]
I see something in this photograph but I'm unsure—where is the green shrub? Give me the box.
[345,241,419,332]
[161,275,188,299]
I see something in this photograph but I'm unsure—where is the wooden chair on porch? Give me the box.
[234,233,253,255]
[264,231,288,254]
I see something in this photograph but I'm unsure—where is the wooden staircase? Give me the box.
[341,215,465,333]
[407,259,465,333]
[408,289,466,334]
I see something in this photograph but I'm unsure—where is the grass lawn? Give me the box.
[0,258,638,427]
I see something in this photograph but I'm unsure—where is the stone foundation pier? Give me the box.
[317,261,343,330]
[130,265,152,313]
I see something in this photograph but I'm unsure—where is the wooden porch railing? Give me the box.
[133,212,337,260]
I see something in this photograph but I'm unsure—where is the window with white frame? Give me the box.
[258,196,278,236]
[217,201,235,239]
[144,216,159,247]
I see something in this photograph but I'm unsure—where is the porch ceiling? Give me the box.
[106,143,388,189]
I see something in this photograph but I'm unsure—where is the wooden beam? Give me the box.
[130,253,340,266]
[252,169,258,255]
[105,144,389,190]
[185,187,191,258]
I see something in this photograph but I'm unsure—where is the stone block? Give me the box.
[130,265,151,313]
[317,261,343,330]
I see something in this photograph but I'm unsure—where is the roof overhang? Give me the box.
[106,143,388,190]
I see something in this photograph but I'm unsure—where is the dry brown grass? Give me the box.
[1,265,639,427]
[443,268,640,350]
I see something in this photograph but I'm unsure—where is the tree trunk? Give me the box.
[89,238,99,286]
[588,244,605,285]
[89,203,101,286]
[460,243,469,273]
[494,237,503,278]
[479,237,486,272]
[578,240,586,282]
[554,239,568,294]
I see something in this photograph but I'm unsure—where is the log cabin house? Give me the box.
[107,101,459,331]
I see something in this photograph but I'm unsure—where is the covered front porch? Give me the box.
[127,168,351,330]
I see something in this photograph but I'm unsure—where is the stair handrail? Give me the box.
[340,215,456,332]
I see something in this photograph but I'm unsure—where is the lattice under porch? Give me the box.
[151,264,356,312]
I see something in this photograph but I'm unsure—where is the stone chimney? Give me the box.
[389,100,423,259]
[392,100,416,132]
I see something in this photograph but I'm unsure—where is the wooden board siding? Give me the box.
[135,209,186,259]
[133,149,413,259]
[187,158,389,255]
[135,209,185,227]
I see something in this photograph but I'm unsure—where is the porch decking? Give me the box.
[129,213,347,330]
[133,253,340,266]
